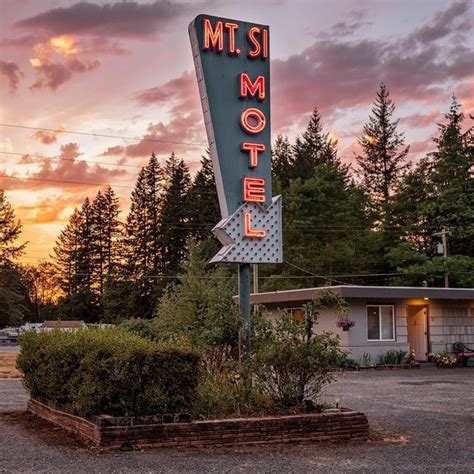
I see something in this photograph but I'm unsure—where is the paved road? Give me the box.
[0,369,473,473]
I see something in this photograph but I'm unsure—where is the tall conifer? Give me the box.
[356,83,409,217]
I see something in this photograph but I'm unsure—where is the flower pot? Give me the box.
[342,326,349,331]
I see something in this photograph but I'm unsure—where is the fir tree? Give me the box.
[272,134,293,189]
[187,152,220,243]
[0,190,27,327]
[0,189,26,263]
[53,208,83,295]
[91,186,121,296]
[356,83,409,214]
[122,154,164,317]
[291,108,338,180]
[428,97,474,257]
[159,153,192,277]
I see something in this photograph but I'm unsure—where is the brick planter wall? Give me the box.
[28,397,369,449]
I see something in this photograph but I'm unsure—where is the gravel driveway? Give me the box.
[0,368,473,473]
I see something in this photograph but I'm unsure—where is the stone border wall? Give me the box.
[28,397,368,449]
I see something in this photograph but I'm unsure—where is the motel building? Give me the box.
[248,286,474,363]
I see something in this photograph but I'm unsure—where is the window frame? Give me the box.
[366,304,396,342]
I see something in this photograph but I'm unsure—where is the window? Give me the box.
[288,308,304,325]
[367,305,395,341]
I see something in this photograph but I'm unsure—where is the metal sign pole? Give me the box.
[239,262,251,359]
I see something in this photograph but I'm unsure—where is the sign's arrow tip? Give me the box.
[210,195,282,264]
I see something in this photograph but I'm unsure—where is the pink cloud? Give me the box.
[400,110,440,128]
[99,145,125,156]
[127,71,205,157]
[30,125,65,145]
[30,56,100,90]
[15,1,188,40]
[0,142,129,191]
[0,60,23,93]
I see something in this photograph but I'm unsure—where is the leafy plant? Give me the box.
[251,310,347,408]
[360,352,372,366]
[378,349,408,365]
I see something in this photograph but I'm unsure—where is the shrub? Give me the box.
[251,313,346,408]
[378,349,408,365]
[17,328,200,417]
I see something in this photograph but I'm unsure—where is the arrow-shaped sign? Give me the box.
[210,196,283,264]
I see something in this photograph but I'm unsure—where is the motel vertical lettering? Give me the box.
[189,14,282,265]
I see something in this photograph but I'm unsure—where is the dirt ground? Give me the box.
[0,352,20,379]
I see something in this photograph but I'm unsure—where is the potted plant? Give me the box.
[336,318,355,331]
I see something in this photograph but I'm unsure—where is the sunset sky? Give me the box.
[0,0,473,263]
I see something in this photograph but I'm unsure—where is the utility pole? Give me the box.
[434,228,449,288]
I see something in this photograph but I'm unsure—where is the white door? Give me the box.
[408,306,428,361]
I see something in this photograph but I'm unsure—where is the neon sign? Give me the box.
[189,14,282,264]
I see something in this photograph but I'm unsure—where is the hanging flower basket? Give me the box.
[336,319,355,331]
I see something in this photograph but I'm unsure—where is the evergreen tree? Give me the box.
[428,97,474,257]
[356,83,409,217]
[387,97,473,287]
[91,186,121,296]
[272,134,293,189]
[159,153,192,276]
[0,190,27,327]
[187,152,220,242]
[0,189,26,263]
[53,199,96,296]
[53,208,83,294]
[266,163,372,290]
[121,154,164,317]
[291,108,338,180]
[390,158,433,252]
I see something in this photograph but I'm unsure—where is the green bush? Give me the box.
[17,328,200,417]
[378,349,408,365]
[251,313,347,408]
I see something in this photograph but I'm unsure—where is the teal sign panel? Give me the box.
[189,14,282,264]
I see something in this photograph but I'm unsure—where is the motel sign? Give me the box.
[189,14,283,264]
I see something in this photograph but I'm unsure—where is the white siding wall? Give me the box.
[345,301,409,364]
[426,300,474,353]
[262,297,474,362]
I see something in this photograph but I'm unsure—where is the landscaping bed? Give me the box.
[357,363,420,371]
[28,396,368,449]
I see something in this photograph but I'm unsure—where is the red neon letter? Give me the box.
[244,212,266,238]
[240,73,265,101]
[262,29,268,58]
[203,19,223,52]
[241,142,265,168]
[224,22,239,54]
[247,27,261,58]
[240,108,266,134]
[243,177,265,202]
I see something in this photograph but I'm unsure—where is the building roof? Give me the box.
[42,320,85,329]
[245,285,474,305]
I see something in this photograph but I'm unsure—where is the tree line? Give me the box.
[0,83,472,327]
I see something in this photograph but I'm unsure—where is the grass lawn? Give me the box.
[0,353,20,379]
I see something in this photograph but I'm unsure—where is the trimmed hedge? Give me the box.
[17,328,200,417]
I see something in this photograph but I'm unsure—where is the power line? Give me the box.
[0,123,208,148]
[284,260,349,285]
[0,151,144,170]
[0,174,134,189]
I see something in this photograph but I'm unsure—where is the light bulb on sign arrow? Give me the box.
[210,195,282,264]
